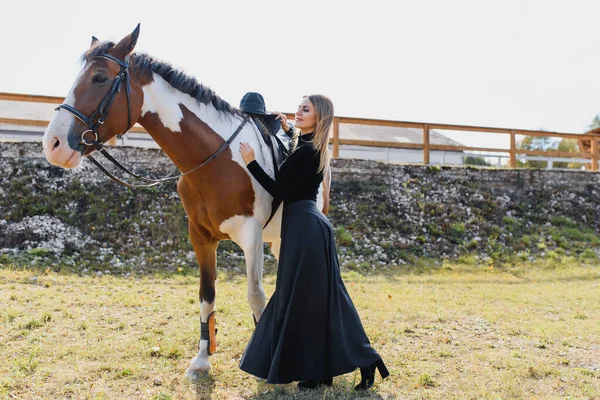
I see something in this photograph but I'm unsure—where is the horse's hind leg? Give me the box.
[268,239,281,263]
[184,223,218,381]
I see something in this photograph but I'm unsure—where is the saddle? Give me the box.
[251,115,293,179]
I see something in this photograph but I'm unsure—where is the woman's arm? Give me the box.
[240,143,313,199]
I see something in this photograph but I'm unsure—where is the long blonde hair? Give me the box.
[292,94,334,173]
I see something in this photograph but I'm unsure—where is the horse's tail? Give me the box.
[321,164,332,215]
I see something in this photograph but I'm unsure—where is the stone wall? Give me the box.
[1,142,599,274]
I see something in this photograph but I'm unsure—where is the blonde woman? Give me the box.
[239,95,388,390]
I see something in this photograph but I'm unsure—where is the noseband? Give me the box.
[55,54,247,188]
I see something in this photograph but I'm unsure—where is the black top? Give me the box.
[247,133,323,206]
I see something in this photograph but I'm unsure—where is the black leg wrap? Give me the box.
[200,322,210,340]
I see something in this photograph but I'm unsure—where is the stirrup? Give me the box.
[200,311,218,355]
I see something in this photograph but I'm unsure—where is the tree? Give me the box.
[554,139,582,169]
[516,136,581,169]
[464,156,491,166]
[588,114,600,131]
[516,135,554,169]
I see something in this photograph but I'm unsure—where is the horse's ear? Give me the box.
[90,36,99,47]
[114,23,140,58]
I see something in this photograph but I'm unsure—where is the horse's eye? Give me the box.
[92,74,108,84]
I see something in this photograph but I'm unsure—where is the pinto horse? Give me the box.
[42,25,330,380]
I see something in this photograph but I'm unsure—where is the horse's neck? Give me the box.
[136,73,242,171]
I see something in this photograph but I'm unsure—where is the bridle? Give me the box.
[55,53,247,188]
[56,54,132,146]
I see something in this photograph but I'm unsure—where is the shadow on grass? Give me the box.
[246,384,385,400]
[193,373,215,400]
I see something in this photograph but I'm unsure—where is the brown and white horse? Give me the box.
[42,25,330,380]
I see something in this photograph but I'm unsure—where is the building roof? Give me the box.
[340,123,464,146]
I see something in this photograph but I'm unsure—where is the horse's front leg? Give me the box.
[184,223,218,381]
[238,219,267,323]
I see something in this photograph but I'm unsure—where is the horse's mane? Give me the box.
[83,42,244,118]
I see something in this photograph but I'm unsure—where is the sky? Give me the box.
[2,0,600,150]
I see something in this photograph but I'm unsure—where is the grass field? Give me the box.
[1,260,599,399]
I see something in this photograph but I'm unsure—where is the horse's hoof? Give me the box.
[184,366,210,381]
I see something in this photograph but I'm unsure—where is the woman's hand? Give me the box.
[272,111,290,132]
[239,142,256,165]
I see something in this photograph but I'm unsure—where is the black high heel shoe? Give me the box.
[297,377,333,390]
[354,358,389,390]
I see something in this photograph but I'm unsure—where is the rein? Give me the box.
[55,54,248,188]
[86,119,247,188]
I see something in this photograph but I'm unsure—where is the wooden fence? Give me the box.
[1,92,599,171]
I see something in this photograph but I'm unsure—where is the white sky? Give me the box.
[2,0,600,149]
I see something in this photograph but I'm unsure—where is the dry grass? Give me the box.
[1,260,599,399]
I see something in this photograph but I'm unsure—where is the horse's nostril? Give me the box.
[53,137,60,150]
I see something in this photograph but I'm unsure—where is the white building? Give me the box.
[338,123,465,165]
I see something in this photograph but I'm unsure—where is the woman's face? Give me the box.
[294,98,317,132]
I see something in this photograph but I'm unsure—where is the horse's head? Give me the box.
[43,25,144,168]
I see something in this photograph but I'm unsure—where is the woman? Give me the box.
[238,94,389,390]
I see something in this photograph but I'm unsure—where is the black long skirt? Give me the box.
[239,200,381,384]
